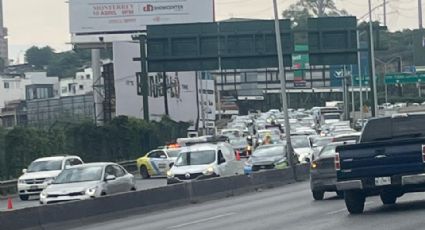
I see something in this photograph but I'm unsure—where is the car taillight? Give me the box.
[335,152,341,170]
[422,145,425,163]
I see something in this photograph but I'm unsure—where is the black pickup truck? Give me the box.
[336,113,425,214]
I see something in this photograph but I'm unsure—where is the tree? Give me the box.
[25,46,54,69]
[47,51,83,78]
[283,0,348,28]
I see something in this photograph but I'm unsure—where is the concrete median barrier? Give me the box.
[0,165,310,230]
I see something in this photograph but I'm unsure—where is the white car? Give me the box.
[17,156,83,201]
[167,143,244,184]
[40,163,135,205]
[291,135,314,163]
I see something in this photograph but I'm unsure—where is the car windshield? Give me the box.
[175,150,216,166]
[230,138,247,146]
[27,160,63,172]
[252,145,286,157]
[319,145,337,158]
[324,114,340,120]
[167,149,182,158]
[291,136,310,148]
[53,166,103,184]
[313,138,333,147]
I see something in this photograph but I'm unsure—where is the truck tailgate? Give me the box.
[336,138,425,180]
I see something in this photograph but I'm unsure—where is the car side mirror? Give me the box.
[169,162,174,168]
[64,165,71,169]
[22,169,27,174]
[105,175,116,181]
[160,155,167,159]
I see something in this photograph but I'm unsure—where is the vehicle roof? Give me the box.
[334,132,361,138]
[70,162,112,168]
[181,143,219,151]
[34,156,79,162]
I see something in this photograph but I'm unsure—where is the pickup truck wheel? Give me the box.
[312,190,324,200]
[380,192,397,205]
[344,191,365,214]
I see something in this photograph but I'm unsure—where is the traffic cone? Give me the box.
[7,197,13,210]
[236,151,241,161]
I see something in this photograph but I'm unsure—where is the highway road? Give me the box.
[0,177,166,212]
[68,181,425,230]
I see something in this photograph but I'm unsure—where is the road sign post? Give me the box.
[273,0,296,180]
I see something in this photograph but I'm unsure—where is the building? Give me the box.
[26,94,94,128]
[0,72,59,109]
[0,0,7,66]
[59,68,93,97]
[0,100,27,128]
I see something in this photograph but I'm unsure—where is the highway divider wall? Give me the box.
[0,164,309,230]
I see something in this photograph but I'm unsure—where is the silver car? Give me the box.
[40,163,136,204]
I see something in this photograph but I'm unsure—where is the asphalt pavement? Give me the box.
[0,177,167,212]
[67,181,425,230]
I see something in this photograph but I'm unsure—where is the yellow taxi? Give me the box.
[136,145,182,179]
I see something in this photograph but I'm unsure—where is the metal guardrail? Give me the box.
[0,160,138,196]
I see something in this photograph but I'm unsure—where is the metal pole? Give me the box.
[92,49,103,125]
[419,80,422,97]
[273,0,296,180]
[350,65,355,121]
[357,30,364,120]
[383,0,387,27]
[199,72,206,135]
[385,84,388,103]
[139,35,150,121]
[418,0,423,29]
[369,0,379,117]
[163,72,169,116]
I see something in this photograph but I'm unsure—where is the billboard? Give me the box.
[113,41,198,123]
[69,0,215,34]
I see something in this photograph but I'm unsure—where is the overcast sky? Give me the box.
[4,0,422,64]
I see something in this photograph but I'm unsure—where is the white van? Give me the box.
[17,156,83,200]
[167,143,244,184]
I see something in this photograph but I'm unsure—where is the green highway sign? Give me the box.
[384,73,425,84]
[147,17,360,72]
[352,75,369,86]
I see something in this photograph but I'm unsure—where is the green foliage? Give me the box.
[25,46,55,69]
[283,0,348,28]
[0,116,189,179]
[47,51,83,78]
[24,46,113,78]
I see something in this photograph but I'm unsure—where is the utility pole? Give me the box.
[418,0,423,29]
[318,0,325,17]
[383,0,387,27]
[92,49,104,125]
[357,30,364,121]
[368,0,378,117]
[273,0,296,180]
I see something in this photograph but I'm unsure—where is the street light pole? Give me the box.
[356,30,364,121]
[273,0,296,180]
[369,0,379,117]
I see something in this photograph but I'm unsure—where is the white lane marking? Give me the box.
[326,201,375,215]
[167,212,236,229]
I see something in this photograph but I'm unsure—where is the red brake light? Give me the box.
[335,152,341,170]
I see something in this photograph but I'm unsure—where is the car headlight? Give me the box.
[167,170,174,178]
[203,166,215,175]
[18,179,26,184]
[44,177,55,185]
[40,190,47,199]
[85,187,97,197]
